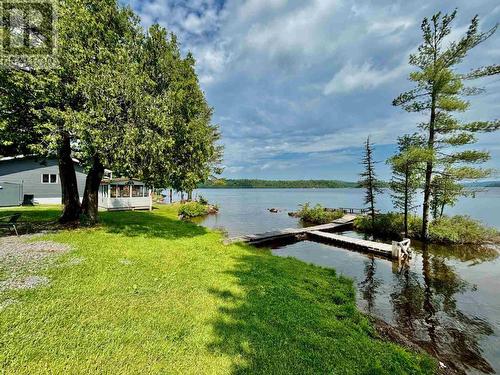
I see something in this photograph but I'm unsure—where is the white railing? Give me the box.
[99,196,152,210]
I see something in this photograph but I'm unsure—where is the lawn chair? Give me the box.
[0,213,22,236]
[22,194,34,206]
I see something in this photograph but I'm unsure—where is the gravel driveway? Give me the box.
[0,235,72,294]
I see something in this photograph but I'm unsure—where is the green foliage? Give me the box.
[354,213,422,240]
[197,195,209,205]
[354,212,499,244]
[393,10,499,239]
[388,134,428,236]
[296,203,344,224]
[178,201,210,218]
[198,179,363,188]
[429,215,499,244]
[0,0,222,222]
[0,205,435,373]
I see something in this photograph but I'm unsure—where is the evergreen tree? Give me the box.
[359,136,382,228]
[388,134,427,237]
[429,165,471,219]
[393,11,499,241]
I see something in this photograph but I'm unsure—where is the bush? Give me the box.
[353,212,499,244]
[178,201,210,218]
[353,212,421,240]
[197,195,209,205]
[296,203,344,224]
[429,215,499,244]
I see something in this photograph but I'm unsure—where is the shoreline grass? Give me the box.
[0,205,434,374]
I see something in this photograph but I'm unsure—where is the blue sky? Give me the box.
[123,0,500,181]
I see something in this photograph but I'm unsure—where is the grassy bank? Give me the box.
[0,205,434,374]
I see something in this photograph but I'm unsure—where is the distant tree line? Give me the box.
[198,179,369,189]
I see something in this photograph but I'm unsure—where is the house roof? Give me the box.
[0,155,80,164]
[100,178,145,186]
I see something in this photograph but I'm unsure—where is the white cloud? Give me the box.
[368,18,414,34]
[126,0,500,178]
[323,61,408,94]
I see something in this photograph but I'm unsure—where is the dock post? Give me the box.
[391,241,401,259]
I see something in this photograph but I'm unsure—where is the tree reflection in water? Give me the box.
[387,244,495,374]
[358,257,382,315]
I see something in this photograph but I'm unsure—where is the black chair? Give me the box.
[22,194,34,206]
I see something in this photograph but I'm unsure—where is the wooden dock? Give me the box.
[225,214,357,245]
[225,211,410,260]
[308,231,394,258]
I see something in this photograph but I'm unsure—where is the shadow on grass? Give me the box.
[208,244,434,374]
[100,210,208,240]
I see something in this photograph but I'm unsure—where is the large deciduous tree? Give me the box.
[393,11,499,241]
[1,1,222,223]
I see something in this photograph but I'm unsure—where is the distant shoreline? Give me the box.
[197,186,363,189]
[197,179,387,189]
[197,179,500,189]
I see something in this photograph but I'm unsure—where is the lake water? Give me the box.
[189,188,500,374]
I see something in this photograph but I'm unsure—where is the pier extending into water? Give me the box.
[226,210,410,260]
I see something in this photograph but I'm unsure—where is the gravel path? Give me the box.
[0,235,72,292]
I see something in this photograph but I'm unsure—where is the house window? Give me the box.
[41,174,58,184]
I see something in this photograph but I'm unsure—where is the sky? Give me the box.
[123,0,500,181]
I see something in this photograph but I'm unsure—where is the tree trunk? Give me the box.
[81,155,104,224]
[422,94,436,241]
[58,131,81,223]
[169,189,173,203]
[404,167,409,238]
[187,190,193,201]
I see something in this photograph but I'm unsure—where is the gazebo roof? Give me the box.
[100,178,145,186]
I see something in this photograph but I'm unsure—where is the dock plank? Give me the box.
[307,231,393,257]
[225,218,354,245]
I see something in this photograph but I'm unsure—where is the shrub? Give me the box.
[429,215,499,244]
[197,195,209,205]
[178,201,210,218]
[296,203,344,224]
[353,212,499,244]
[353,212,421,240]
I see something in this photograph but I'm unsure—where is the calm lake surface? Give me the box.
[190,188,500,374]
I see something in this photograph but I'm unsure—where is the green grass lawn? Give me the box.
[0,205,435,374]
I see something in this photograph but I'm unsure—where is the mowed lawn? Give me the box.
[0,205,435,374]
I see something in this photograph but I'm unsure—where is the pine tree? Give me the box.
[393,11,499,241]
[359,136,382,229]
[388,134,427,237]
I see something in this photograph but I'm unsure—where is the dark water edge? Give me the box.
[186,188,500,374]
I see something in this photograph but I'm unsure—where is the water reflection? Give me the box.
[191,188,500,373]
[358,258,382,315]
[361,244,496,374]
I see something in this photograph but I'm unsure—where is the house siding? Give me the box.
[0,158,86,203]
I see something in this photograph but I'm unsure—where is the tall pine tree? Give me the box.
[393,11,499,241]
[359,136,382,229]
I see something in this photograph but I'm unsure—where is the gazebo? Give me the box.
[98,178,152,211]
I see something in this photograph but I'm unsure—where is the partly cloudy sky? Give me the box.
[123,0,500,181]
